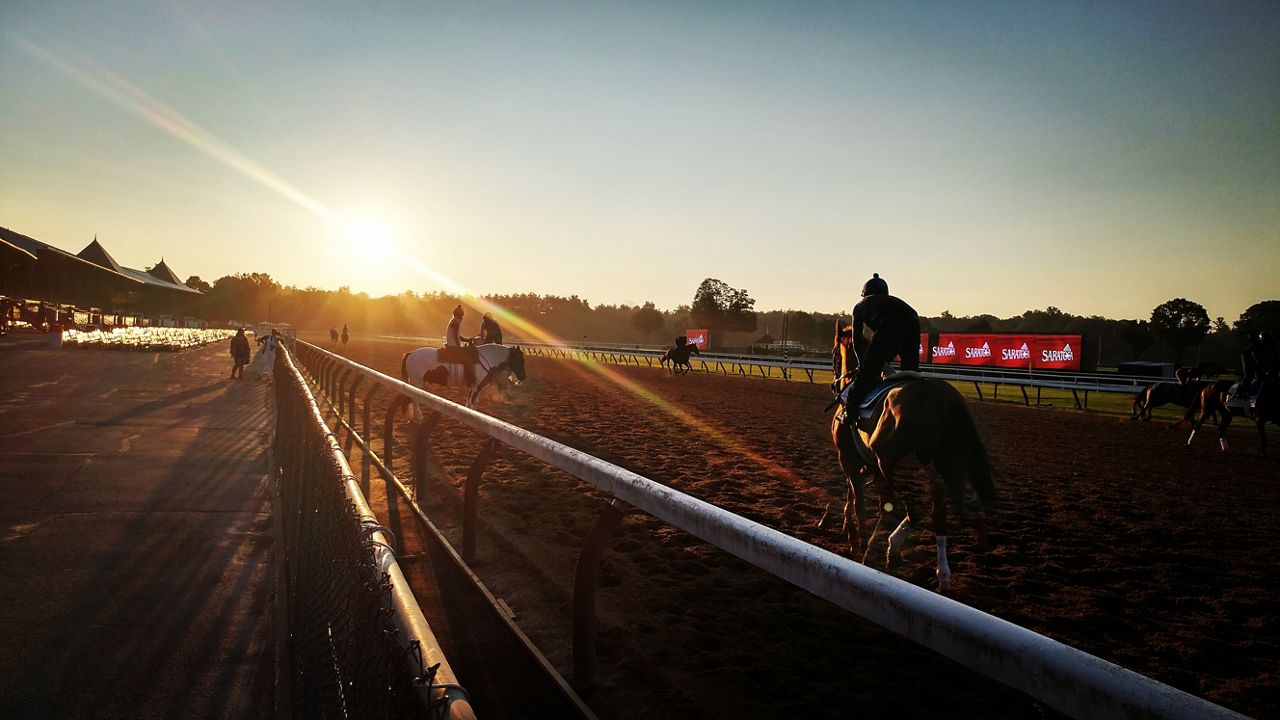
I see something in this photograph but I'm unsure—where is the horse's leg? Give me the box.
[833,418,868,558]
[1185,405,1211,447]
[1216,411,1234,453]
[927,468,954,591]
[870,404,921,566]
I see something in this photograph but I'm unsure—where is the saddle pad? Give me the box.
[840,373,922,421]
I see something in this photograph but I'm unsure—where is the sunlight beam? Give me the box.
[10,32,335,221]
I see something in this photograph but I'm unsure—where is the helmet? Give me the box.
[483,312,493,321]
[452,305,464,318]
[861,273,889,297]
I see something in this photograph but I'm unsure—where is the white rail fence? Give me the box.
[293,340,1242,720]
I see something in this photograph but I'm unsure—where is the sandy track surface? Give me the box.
[315,334,1278,719]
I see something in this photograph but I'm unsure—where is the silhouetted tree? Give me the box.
[1150,298,1210,365]
[630,301,665,339]
[1233,300,1280,339]
[691,278,756,341]
[184,275,212,293]
[1117,319,1155,360]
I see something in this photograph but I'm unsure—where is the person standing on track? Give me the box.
[229,328,250,379]
[846,273,921,410]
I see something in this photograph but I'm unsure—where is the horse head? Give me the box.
[507,345,526,382]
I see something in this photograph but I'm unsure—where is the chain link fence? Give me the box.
[274,346,472,720]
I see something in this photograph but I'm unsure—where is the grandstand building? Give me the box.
[0,225,203,328]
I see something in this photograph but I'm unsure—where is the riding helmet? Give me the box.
[861,273,889,297]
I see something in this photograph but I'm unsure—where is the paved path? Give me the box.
[0,333,277,719]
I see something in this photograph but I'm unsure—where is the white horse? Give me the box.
[399,343,527,418]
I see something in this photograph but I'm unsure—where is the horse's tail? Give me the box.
[944,392,996,508]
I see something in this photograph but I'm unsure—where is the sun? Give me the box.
[344,217,395,262]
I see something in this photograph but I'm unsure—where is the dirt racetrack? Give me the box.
[317,334,1278,719]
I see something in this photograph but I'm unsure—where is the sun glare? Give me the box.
[345,218,395,262]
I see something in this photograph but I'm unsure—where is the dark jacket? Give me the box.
[479,318,503,345]
[851,294,918,358]
[230,333,250,361]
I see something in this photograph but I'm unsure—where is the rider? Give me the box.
[846,273,921,410]
[446,305,464,349]
[444,304,476,383]
[1238,329,1279,399]
[476,312,503,345]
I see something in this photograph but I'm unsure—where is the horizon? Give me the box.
[2,2,1276,324]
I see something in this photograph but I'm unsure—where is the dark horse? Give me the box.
[830,323,995,590]
[660,343,701,375]
[1186,380,1278,456]
[1131,381,1208,423]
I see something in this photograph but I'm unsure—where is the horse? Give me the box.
[659,343,701,375]
[329,327,339,345]
[397,343,526,418]
[1131,381,1208,422]
[1175,362,1227,384]
[1186,379,1278,456]
[830,323,995,590]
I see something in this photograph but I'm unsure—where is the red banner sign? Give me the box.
[1030,335,1081,371]
[931,333,1081,370]
[685,329,708,350]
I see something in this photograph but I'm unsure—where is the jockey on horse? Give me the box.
[843,273,922,415]
[440,304,477,385]
[1232,330,1279,408]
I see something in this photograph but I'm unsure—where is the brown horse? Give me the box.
[1131,380,1209,423]
[830,323,995,590]
[659,343,700,375]
[1186,379,1278,456]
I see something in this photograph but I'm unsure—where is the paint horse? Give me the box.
[399,343,526,417]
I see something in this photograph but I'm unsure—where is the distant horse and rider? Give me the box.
[829,276,995,590]
[1174,362,1226,385]
[660,337,701,375]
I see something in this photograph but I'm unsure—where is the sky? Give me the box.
[2,1,1276,322]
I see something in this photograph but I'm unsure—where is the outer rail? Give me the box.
[293,340,1242,720]
[518,343,1160,408]
[280,346,477,720]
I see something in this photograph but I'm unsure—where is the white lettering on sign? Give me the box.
[1041,344,1075,363]
[965,342,992,359]
[1002,343,1030,361]
[932,341,956,358]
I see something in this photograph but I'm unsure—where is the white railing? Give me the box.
[293,340,1242,720]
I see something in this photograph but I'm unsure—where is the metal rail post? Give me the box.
[383,392,403,546]
[572,498,629,691]
[346,376,363,429]
[361,385,379,496]
[463,439,498,564]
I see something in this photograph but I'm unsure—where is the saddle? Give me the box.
[1226,382,1257,411]
[841,372,923,431]
[436,345,479,384]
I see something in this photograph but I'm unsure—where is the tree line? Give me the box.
[185,273,1277,371]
